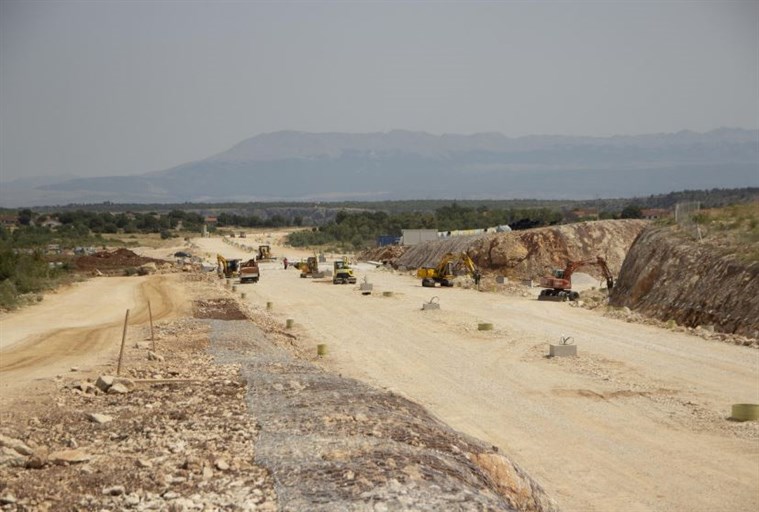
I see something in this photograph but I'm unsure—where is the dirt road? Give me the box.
[201,233,759,512]
[0,274,187,396]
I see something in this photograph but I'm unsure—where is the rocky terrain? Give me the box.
[610,224,759,338]
[364,219,647,282]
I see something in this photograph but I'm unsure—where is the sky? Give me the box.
[1,0,757,183]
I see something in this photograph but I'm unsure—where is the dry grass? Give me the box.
[680,202,759,262]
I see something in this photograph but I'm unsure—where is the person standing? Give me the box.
[283,257,288,269]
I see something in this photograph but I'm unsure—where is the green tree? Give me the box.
[620,204,643,219]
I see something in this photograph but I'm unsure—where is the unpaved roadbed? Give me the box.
[0,274,556,511]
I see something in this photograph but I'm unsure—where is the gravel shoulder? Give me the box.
[196,232,759,512]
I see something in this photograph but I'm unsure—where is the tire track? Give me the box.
[0,275,185,379]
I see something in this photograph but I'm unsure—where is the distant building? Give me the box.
[0,215,18,228]
[376,235,401,247]
[39,217,62,229]
[204,216,218,226]
[641,208,670,220]
[401,229,438,246]
[571,208,599,220]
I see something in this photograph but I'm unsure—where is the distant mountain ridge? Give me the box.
[2,128,757,207]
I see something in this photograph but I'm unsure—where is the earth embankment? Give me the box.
[367,220,647,280]
[610,225,759,337]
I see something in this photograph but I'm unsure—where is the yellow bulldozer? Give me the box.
[417,252,481,287]
[257,245,274,261]
[333,257,357,285]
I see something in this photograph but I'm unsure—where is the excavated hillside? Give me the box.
[610,225,759,338]
[366,220,647,281]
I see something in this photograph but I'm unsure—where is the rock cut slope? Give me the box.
[611,225,759,337]
[375,220,647,281]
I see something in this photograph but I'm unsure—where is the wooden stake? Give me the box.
[117,309,130,376]
[148,300,155,351]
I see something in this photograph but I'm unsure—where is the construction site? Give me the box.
[0,217,758,512]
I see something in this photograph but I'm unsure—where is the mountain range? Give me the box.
[2,128,757,207]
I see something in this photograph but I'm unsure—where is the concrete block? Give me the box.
[549,344,577,357]
[422,302,440,311]
[496,276,507,284]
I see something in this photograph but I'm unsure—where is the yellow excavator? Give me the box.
[417,252,481,287]
[299,256,324,278]
[217,254,241,278]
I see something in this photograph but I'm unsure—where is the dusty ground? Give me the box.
[193,230,759,512]
[1,228,757,512]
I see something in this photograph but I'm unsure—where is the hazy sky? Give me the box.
[1,0,757,182]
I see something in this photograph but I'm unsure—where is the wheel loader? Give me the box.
[217,254,241,278]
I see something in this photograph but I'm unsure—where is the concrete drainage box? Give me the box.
[549,344,577,357]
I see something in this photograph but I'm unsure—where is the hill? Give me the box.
[3,128,757,207]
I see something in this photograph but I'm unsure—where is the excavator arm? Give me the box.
[418,252,481,287]
[539,255,613,301]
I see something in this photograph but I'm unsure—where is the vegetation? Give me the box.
[686,202,759,262]
[0,228,75,309]
[1,187,755,306]
[287,203,563,250]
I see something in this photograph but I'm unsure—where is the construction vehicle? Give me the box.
[239,258,260,283]
[333,257,357,285]
[257,245,274,261]
[417,252,481,287]
[299,256,323,278]
[217,254,241,279]
[538,255,614,301]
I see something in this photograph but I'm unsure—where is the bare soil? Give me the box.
[1,228,757,512]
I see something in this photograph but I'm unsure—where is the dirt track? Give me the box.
[194,233,759,512]
[1,232,757,511]
[0,274,187,396]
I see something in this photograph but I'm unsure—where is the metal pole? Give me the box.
[148,300,155,351]
[117,309,130,376]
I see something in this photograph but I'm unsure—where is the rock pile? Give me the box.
[0,314,276,511]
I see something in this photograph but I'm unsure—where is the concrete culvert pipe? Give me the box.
[478,323,493,331]
[731,404,759,421]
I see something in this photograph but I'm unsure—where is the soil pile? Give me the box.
[610,225,759,337]
[75,248,168,273]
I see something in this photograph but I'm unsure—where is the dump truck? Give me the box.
[239,258,260,283]
[333,258,357,285]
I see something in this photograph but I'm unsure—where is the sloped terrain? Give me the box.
[610,225,759,337]
[366,220,647,281]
